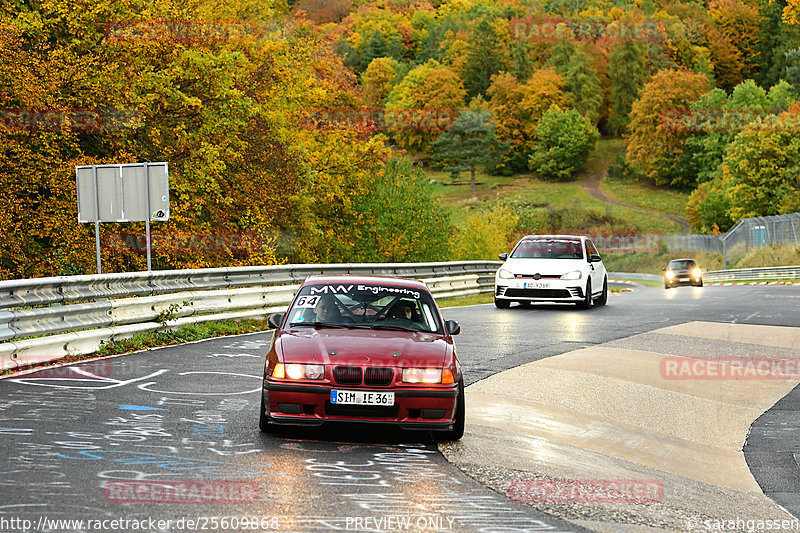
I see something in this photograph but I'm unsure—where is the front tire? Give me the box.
[259,392,273,433]
[494,296,510,309]
[596,277,608,306]
[436,379,465,441]
[578,279,592,309]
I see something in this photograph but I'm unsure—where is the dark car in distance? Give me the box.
[663,258,704,289]
[259,275,464,440]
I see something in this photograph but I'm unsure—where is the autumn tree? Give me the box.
[362,57,407,106]
[626,69,712,188]
[384,59,467,153]
[487,69,568,172]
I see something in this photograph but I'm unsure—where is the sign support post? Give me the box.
[92,165,102,274]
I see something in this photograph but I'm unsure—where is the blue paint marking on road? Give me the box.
[118,405,166,411]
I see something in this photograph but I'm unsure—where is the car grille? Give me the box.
[333,366,363,385]
[324,402,399,418]
[504,288,573,299]
[364,367,394,386]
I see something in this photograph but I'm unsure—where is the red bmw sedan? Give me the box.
[259,275,464,440]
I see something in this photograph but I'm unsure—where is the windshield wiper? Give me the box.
[288,321,349,329]
[365,323,421,332]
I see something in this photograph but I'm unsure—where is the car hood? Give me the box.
[275,328,449,367]
[501,257,589,275]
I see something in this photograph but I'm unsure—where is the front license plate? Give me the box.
[330,390,395,406]
[524,281,549,289]
[679,278,689,282]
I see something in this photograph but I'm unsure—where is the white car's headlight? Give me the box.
[665,270,676,279]
[560,270,582,280]
[497,268,514,279]
[692,268,702,278]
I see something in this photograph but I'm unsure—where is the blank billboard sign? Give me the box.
[76,162,169,223]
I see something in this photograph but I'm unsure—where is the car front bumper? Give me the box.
[495,278,586,302]
[665,275,703,286]
[262,381,459,431]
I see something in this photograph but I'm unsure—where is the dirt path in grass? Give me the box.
[582,169,691,234]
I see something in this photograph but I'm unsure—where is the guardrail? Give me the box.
[0,262,501,372]
[612,266,800,283]
[703,265,800,282]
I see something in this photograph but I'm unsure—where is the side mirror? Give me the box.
[499,253,508,261]
[589,254,602,263]
[268,313,285,329]
[445,320,460,336]
[662,267,667,271]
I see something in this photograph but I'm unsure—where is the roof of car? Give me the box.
[669,258,695,262]
[302,275,429,290]
[521,234,585,240]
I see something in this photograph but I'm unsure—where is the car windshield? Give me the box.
[285,283,444,334]
[668,260,696,269]
[511,238,584,259]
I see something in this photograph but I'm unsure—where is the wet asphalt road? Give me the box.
[0,284,797,533]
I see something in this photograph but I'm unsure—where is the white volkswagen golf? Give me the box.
[494,235,608,309]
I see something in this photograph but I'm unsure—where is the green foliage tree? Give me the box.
[528,106,600,181]
[608,40,649,136]
[431,109,508,196]
[463,18,505,99]
[350,157,453,262]
[721,119,800,219]
[561,47,603,126]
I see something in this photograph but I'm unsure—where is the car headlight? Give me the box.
[402,368,454,384]
[692,268,702,278]
[665,270,676,279]
[560,270,582,280]
[497,268,514,279]
[272,363,325,380]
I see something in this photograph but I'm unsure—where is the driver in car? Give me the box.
[314,295,343,322]
[388,301,419,323]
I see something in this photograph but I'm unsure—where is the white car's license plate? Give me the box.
[679,278,689,282]
[330,390,395,406]
[524,281,549,289]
